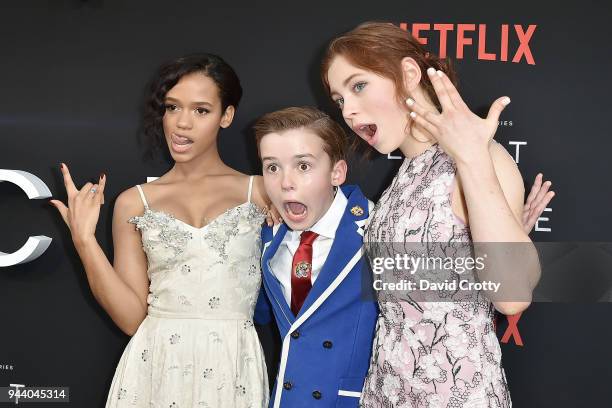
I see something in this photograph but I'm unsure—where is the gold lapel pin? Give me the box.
[350,205,364,217]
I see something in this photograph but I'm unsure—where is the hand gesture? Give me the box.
[522,173,555,234]
[49,163,106,244]
[264,203,283,226]
[406,67,510,164]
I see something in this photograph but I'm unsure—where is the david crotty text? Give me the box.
[373,279,501,293]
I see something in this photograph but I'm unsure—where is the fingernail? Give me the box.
[436,70,443,77]
[100,172,106,180]
[501,97,511,106]
[427,67,436,76]
[406,98,414,106]
[60,163,64,170]
[410,111,417,118]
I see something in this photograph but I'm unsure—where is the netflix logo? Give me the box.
[399,23,537,65]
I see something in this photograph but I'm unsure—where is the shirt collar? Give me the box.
[289,187,347,241]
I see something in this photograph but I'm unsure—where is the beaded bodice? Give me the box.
[127,179,267,320]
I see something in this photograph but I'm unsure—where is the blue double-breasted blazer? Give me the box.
[255,184,379,408]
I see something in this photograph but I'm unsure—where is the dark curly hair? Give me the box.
[142,53,243,159]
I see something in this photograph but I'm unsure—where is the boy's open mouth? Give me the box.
[283,201,308,223]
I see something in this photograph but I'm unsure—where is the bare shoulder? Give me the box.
[489,141,522,183]
[489,140,517,167]
[111,186,148,249]
[215,172,266,208]
[113,185,147,220]
[249,175,270,211]
[488,140,525,214]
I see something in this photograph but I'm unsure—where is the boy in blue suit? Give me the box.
[253,106,378,407]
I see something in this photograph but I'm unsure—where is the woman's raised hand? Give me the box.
[49,163,106,245]
[264,202,283,227]
[522,173,555,234]
[406,67,510,164]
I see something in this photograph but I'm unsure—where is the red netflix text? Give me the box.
[399,23,537,65]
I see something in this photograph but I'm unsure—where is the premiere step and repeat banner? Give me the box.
[1,1,610,406]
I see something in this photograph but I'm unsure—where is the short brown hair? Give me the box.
[253,106,347,164]
[321,21,458,113]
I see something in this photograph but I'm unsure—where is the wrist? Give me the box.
[454,146,492,169]
[73,234,97,250]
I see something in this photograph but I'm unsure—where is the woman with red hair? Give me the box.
[322,22,553,407]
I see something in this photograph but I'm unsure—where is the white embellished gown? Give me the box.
[106,176,269,407]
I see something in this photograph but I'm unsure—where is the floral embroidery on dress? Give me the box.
[202,368,214,379]
[117,388,127,400]
[202,203,266,263]
[106,180,269,408]
[208,297,221,309]
[128,209,193,258]
[178,295,192,306]
[248,264,258,277]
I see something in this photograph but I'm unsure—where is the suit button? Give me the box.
[290,330,300,339]
[323,340,332,348]
[283,381,292,390]
[312,390,322,399]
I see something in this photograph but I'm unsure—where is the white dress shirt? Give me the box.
[269,188,348,306]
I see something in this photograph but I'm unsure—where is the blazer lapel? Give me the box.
[261,223,296,325]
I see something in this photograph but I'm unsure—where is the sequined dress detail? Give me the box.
[106,176,269,407]
[360,144,511,408]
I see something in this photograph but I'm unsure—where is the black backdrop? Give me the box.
[1,1,611,406]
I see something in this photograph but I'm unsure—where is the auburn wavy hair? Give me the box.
[321,22,459,155]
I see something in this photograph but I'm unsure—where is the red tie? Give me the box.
[290,231,319,316]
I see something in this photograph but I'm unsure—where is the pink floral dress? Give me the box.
[360,143,511,408]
